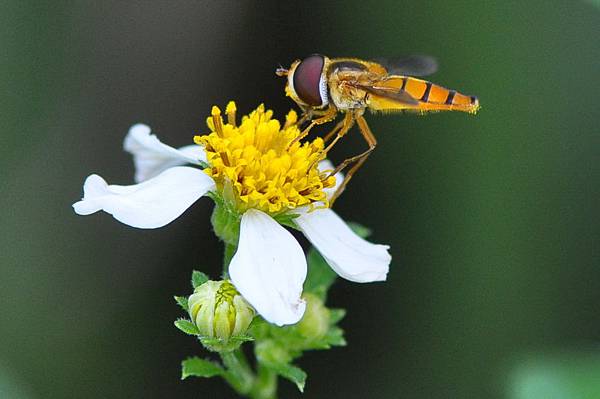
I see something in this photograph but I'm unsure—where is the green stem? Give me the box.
[220,349,255,395]
[250,364,278,399]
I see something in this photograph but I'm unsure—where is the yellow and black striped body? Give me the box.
[320,57,479,115]
[366,75,480,114]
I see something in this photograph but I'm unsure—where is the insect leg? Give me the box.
[323,119,346,144]
[293,108,313,128]
[290,105,338,145]
[322,111,355,155]
[329,111,377,205]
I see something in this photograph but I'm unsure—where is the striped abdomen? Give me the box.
[367,75,479,114]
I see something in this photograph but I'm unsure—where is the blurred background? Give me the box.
[1,1,598,398]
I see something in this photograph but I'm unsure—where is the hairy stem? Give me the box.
[250,364,278,399]
[220,349,255,395]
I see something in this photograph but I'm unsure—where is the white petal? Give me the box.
[123,123,207,182]
[318,159,344,201]
[296,208,390,283]
[72,166,215,229]
[229,209,306,326]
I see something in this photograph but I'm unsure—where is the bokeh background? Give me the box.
[1,1,599,398]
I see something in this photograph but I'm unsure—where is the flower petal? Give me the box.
[318,159,344,201]
[229,209,307,326]
[72,166,215,228]
[123,123,207,182]
[296,208,391,283]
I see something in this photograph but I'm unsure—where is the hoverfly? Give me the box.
[276,54,479,204]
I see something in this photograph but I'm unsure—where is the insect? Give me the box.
[276,54,480,204]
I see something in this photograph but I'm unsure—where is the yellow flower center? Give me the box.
[194,102,335,214]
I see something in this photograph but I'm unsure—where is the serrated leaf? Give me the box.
[174,319,200,335]
[323,326,346,347]
[273,364,307,392]
[181,357,224,379]
[174,296,189,312]
[347,221,371,238]
[304,248,337,300]
[191,270,209,289]
[329,308,346,324]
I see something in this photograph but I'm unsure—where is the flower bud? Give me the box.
[296,293,330,341]
[188,280,254,347]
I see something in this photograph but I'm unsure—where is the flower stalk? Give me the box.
[220,350,255,395]
[250,365,278,399]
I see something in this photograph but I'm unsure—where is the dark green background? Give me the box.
[1,1,598,398]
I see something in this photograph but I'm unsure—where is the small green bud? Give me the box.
[188,280,254,351]
[296,293,330,341]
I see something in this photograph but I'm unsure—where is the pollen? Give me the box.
[194,102,335,214]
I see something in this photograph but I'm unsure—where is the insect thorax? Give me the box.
[327,68,370,110]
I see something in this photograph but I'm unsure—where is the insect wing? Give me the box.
[375,55,438,77]
[355,82,419,106]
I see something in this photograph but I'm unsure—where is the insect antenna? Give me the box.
[275,64,288,76]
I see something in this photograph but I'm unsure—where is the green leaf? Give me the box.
[323,326,346,347]
[181,357,224,379]
[329,308,346,324]
[191,270,209,289]
[273,363,307,392]
[174,296,189,312]
[304,248,337,300]
[174,319,200,335]
[347,221,371,238]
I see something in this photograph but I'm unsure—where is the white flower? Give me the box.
[73,106,391,326]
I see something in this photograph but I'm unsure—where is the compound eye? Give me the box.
[292,55,326,106]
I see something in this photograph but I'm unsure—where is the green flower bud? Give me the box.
[188,280,254,351]
[296,293,330,341]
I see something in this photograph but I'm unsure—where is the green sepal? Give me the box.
[174,319,200,335]
[200,335,254,353]
[272,212,300,229]
[181,357,224,379]
[210,201,241,246]
[197,160,210,169]
[174,296,189,312]
[191,270,209,289]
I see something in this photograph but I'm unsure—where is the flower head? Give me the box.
[73,103,391,326]
[188,280,254,344]
[196,103,334,214]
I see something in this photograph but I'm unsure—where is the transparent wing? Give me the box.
[374,55,438,77]
[353,82,419,105]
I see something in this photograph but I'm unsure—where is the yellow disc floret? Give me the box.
[194,102,335,214]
